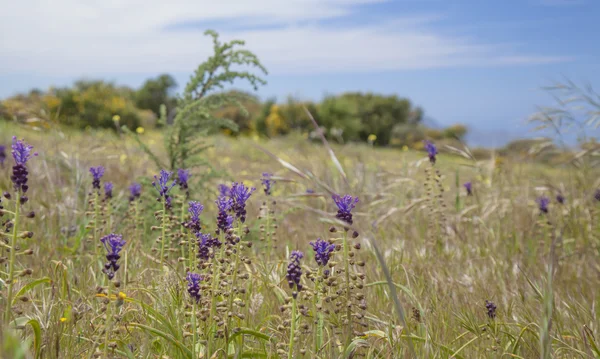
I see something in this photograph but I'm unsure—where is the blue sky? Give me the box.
[1,0,599,145]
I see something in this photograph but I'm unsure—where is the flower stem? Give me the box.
[104,283,112,359]
[94,190,100,259]
[313,267,323,355]
[342,230,352,347]
[191,302,197,359]
[4,191,20,325]
[288,296,297,359]
[207,233,224,358]
[159,200,167,265]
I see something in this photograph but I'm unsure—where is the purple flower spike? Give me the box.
[129,183,142,202]
[100,233,126,280]
[152,170,176,209]
[230,182,256,223]
[261,172,275,196]
[218,184,231,198]
[464,182,472,196]
[594,189,599,202]
[104,182,114,199]
[89,166,105,190]
[187,201,204,233]
[0,145,6,167]
[186,272,203,303]
[310,238,335,267]
[424,140,438,164]
[196,232,221,262]
[286,250,304,298]
[485,300,497,320]
[10,137,37,195]
[215,196,234,234]
[177,168,190,190]
[332,194,359,225]
[556,193,565,204]
[536,196,550,214]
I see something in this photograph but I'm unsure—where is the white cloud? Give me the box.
[0,0,569,76]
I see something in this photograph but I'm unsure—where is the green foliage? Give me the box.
[126,29,267,174]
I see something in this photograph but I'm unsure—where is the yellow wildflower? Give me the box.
[112,115,120,122]
[402,145,408,152]
[367,134,377,143]
[60,317,67,323]
[136,126,145,134]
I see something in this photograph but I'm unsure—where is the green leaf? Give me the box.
[12,277,51,305]
[228,328,274,344]
[26,318,42,359]
[129,322,192,359]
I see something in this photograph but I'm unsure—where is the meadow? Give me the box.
[0,119,599,359]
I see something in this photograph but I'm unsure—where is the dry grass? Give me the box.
[1,120,599,359]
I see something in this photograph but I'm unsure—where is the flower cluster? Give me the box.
[332,194,359,225]
[104,182,114,200]
[464,182,472,196]
[90,166,105,190]
[10,137,37,199]
[177,169,190,190]
[152,170,176,209]
[261,172,275,196]
[286,250,304,297]
[215,195,234,234]
[196,232,221,262]
[310,238,335,267]
[556,193,565,204]
[128,183,142,202]
[186,272,203,303]
[485,300,497,319]
[230,182,256,223]
[0,144,6,167]
[537,196,550,214]
[424,140,438,164]
[186,201,204,234]
[101,233,126,280]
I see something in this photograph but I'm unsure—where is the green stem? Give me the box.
[313,267,323,355]
[106,199,112,232]
[104,283,112,359]
[265,203,272,261]
[94,190,100,259]
[160,200,167,265]
[192,302,197,359]
[288,296,297,359]
[4,191,20,325]
[180,198,186,266]
[207,234,224,358]
[342,230,352,347]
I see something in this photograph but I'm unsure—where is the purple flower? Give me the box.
[332,194,359,225]
[310,238,335,267]
[186,201,204,233]
[10,137,37,197]
[128,183,142,202]
[424,140,438,164]
[89,166,105,190]
[196,232,221,262]
[218,184,231,197]
[536,196,550,214]
[100,233,126,280]
[485,300,497,319]
[286,250,304,298]
[215,195,234,234]
[230,182,256,223]
[594,189,600,202]
[186,272,203,303]
[0,145,6,167]
[177,168,190,190]
[464,182,472,196]
[152,170,176,209]
[556,193,565,204]
[261,172,275,196]
[104,182,114,199]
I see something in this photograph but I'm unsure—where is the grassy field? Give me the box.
[1,120,599,359]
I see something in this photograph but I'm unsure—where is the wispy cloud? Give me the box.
[0,0,569,76]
